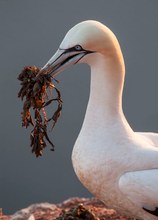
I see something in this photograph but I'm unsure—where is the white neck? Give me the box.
[82,51,126,128]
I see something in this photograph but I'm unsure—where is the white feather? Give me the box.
[44,20,158,220]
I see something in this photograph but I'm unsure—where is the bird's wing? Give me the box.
[119,169,158,217]
[136,132,158,147]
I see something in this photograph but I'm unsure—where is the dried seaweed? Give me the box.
[56,204,99,220]
[18,66,62,157]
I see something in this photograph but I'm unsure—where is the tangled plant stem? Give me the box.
[18,66,62,157]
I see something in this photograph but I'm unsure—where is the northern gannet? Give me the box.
[41,20,158,220]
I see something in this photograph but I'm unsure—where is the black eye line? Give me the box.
[59,45,84,53]
[59,46,95,55]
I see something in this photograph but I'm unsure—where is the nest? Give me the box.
[18,66,62,157]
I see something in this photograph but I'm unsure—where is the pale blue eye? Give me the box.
[75,45,82,51]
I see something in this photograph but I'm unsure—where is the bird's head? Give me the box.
[41,20,119,76]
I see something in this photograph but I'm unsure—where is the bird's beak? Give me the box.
[41,48,93,76]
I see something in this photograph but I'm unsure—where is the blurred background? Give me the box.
[0,0,158,214]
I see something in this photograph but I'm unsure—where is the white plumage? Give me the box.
[42,20,158,220]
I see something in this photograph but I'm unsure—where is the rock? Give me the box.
[8,197,133,220]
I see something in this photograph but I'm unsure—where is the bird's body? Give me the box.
[42,20,158,220]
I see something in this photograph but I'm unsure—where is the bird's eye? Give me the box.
[74,45,82,51]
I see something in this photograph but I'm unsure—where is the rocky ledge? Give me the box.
[3,197,133,220]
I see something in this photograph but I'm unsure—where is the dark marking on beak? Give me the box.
[41,45,95,76]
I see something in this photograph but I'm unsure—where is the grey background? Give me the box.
[0,0,158,215]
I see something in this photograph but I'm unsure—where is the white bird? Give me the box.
[41,20,158,220]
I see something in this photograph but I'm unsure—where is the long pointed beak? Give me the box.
[40,48,91,77]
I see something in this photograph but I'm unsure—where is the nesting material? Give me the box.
[18,66,62,157]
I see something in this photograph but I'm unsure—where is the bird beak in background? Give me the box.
[41,48,93,77]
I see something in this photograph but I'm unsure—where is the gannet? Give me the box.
[41,20,158,220]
